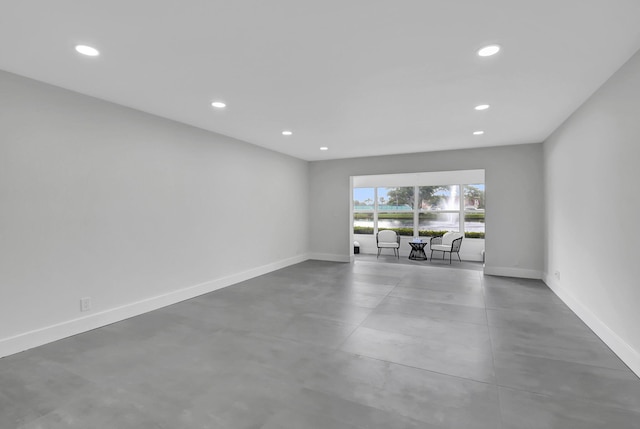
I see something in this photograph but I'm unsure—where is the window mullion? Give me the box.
[459,184,464,233]
[374,188,379,235]
[414,185,419,237]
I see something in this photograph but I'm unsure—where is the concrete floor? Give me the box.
[355,252,485,270]
[1,260,639,428]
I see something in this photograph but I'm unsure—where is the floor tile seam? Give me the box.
[391,282,485,294]
[487,308,609,336]
[213,326,334,353]
[10,373,105,429]
[390,282,485,292]
[495,384,640,416]
[332,278,404,351]
[352,321,493,347]
[337,350,498,388]
[362,320,496,339]
[376,297,489,326]
[32,359,107,396]
[370,308,491,328]
[259,324,361,353]
[490,348,637,376]
[485,324,606,342]
[484,314,615,339]
[385,295,488,312]
[4,403,53,429]
[384,290,483,301]
[296,385,426,429]
[486,327,632,373]
[14,411,57,429]
[483,302,576,316]
[482,278,508,429]
[484,305,584,321]
[21,393,169,429]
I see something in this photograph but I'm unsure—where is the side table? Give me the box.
[408,241,428,260]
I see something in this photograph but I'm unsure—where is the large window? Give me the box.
[419,185,460,236]
[354,184,485,238]
[378,187,414,235]
[463,184,485,238]
[353,187,375,235]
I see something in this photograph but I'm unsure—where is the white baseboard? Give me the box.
[0,254,309,359]
[308,252,351,263]
[483,266,542,279]
[543,274,640,378]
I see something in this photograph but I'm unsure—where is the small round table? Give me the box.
[408,241,428,260]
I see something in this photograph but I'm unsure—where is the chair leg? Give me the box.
[377,248,381,258]
[449,252,452,264]
[456,252,461,262]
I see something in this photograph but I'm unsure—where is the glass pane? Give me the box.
[354,188,375,234]
[378,187,414,236]
[463,184,485,211]
[353,187,375,211]
[378,213,414,236]
[464,184,485,238]
[353,213,374,235]
[378,187,414,210]
[420,185,459,211]
[418,212,459,236]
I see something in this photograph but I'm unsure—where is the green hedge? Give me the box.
[355,212,484,222]
[464,232,485,239]
[464,213,485,221]
[353,226,485,239]
[353,213,374,220]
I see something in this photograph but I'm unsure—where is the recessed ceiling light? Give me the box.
[478,45,501,57]
[75,45,100,57]
[211,101,226,108]
[320,147,328,151]
[473,131,484,135]
[282,130,293,136]
[475,104,490,111]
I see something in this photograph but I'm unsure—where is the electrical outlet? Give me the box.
[80,297,92,312]
[554,271,560,281]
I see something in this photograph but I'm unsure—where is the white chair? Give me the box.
[430,232,464,263]
[376,230,400,258]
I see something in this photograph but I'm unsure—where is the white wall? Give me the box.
[309,144,544,278]
[543,50,640,376]
[0,70,309,357]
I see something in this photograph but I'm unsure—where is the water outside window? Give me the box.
[353,187,375,234]
[418,185,460,234]
[377,187,414,234]
[354,184,484,238]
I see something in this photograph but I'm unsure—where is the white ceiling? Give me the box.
[2,1,640,161]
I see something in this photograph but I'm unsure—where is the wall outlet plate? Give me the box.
[80,297,92,312]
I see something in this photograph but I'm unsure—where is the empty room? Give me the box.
[1,1,639,428]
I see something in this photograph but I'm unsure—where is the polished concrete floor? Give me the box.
[1,260,639,428]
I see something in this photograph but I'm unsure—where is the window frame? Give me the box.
[353,184,485,239]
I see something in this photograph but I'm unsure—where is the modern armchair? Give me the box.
[430,232,464,263]
[376,230,400,259]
